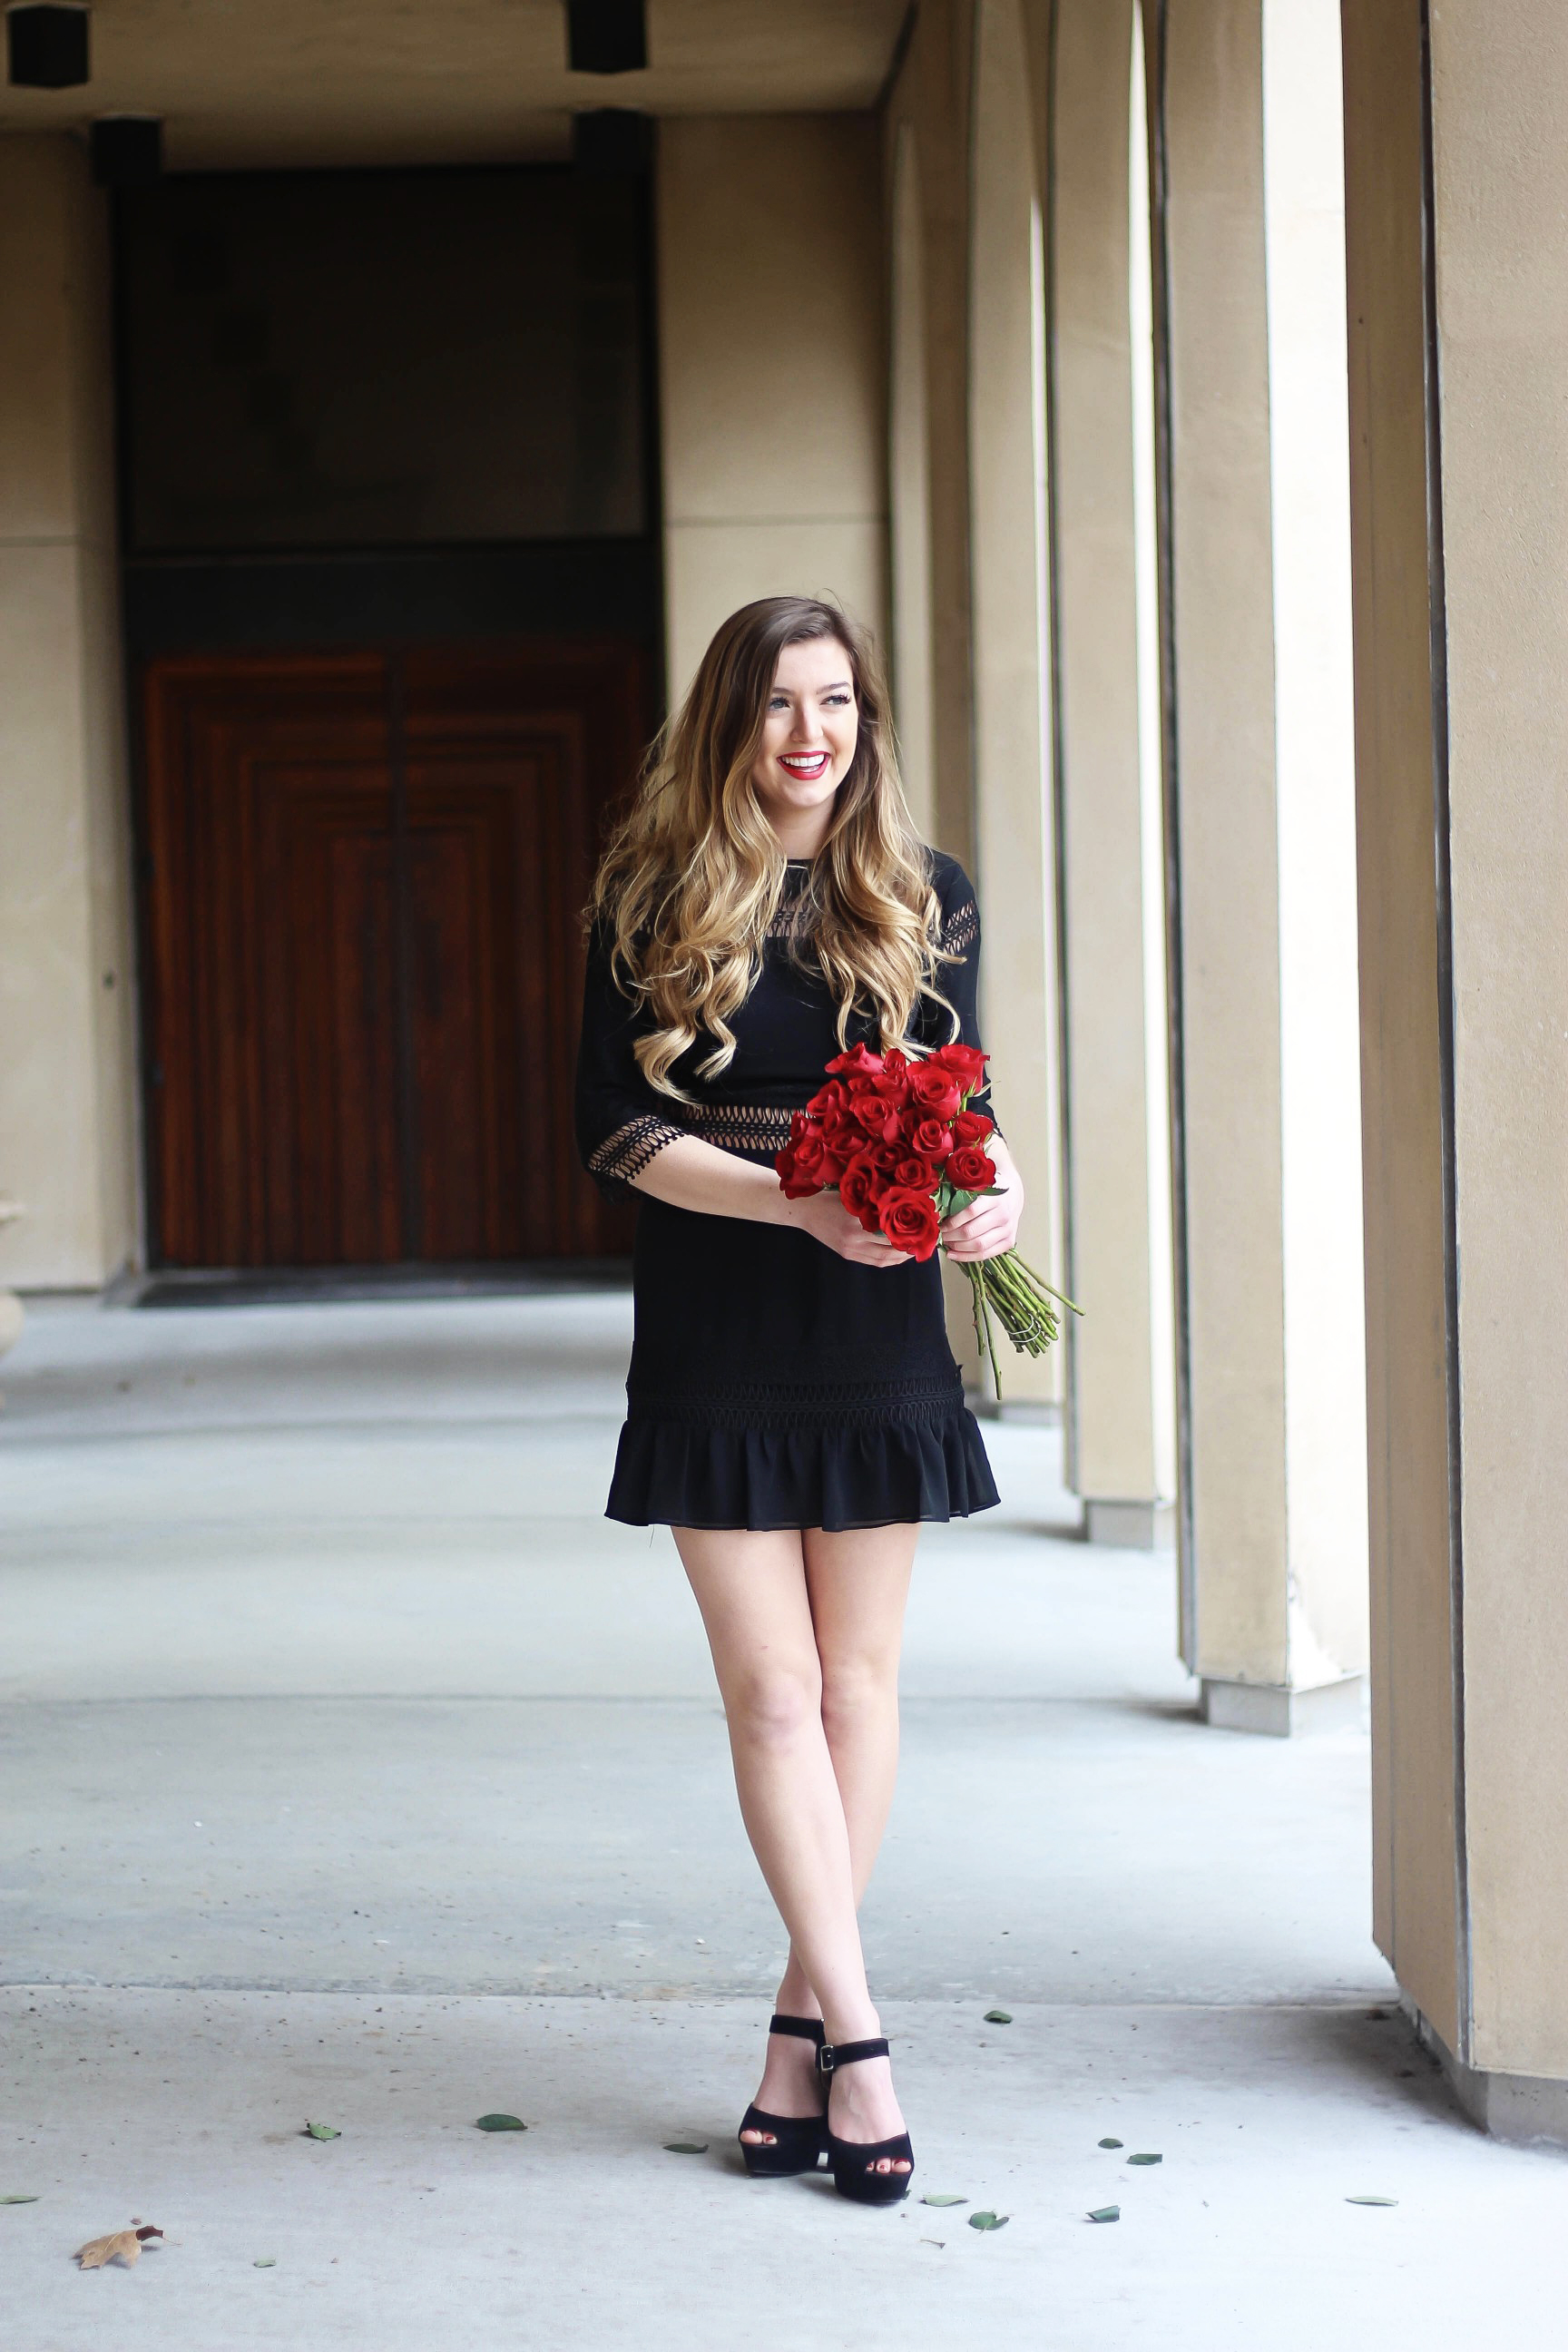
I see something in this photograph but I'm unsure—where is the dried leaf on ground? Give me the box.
[303,2121,340,2141]
[253,2258,277,2268]
[1346,2194,1398,2207]
[1097,2138,1123,2149]
[1127,2152,1162,2166]
[983,2009,1014,2024]
[968,2210,1009,2231]
[75,2225,162,2269]
[1087,2205,1121,2223]
[921,2193,967,2207]
[662,2141,709,2155]
[475,2113,527,2132]
[2,2194,40,2204]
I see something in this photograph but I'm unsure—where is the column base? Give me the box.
[1406,1999,1568,2147]
[1200,1672,1366,1737]
[1083,1497,1175,1550]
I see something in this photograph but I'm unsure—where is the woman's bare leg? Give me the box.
[777,1523,916,2169]
[773,1522,916,2006]
[675,1522,913,2169]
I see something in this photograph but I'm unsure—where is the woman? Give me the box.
[574,596,1024,2205]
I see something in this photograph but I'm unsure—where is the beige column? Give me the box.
[881,0,980,869]
[1152,0,1367,1726]
[0,136,137,1289]
[1046,0,1171,1533]
[887,122,937,844]
[966,0,1065,1406]
[655,114,887,701]
[1344,0,1568,2139]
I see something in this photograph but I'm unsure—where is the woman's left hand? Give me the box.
[941,1137,1024,1262]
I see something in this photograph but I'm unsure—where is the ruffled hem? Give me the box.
[605,1407,1000,1532]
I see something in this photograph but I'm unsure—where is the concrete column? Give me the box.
[888,122,938,845]
[1047,0,1172,1536]
[1344,0,1568,2140]
[0,136,138,1288]
[656,115,887,699]
[1151,0,1368,1727]
[967,0,1066,1406]
[882,0,980,870]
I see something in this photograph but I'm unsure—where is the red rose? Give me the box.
[807,1079,849,1118]
[951,1108,994,1146]
[776,1148,824,1200]
[838,1156,881,1221]
[927,1043,989,1093]
[946,1146,995,1194]
[877,1186,942,1262]
[894,1155,939,1191]
[789,1108,814,1143]
[826,1043,885,1079]
[776,1131,833,1199]
[883,1048,911,1082]
[907,1062,962,1119]
[849,1095,902,1144]
[906,1114,953,1161]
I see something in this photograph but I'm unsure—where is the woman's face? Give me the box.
[748,636,858,851]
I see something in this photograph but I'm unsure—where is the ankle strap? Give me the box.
[817,2034,889,2073]
[769,2014,826,2045]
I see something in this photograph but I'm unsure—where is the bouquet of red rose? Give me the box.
[775,1040,1080,1395]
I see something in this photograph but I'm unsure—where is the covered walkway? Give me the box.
[3,1293,1558,2344]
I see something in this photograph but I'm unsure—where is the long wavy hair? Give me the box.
[591,596,950,1098]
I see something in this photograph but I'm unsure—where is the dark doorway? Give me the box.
[115,162,662,1270]
[143,642,642,1269]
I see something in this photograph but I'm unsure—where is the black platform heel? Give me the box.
[738,2014,828,2178]
[819,2036,915,2205]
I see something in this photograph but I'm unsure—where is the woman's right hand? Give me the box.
[784,1188,912,1268]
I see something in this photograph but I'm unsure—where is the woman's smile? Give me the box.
[779,750,831,779]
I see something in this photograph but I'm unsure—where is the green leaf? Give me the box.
[968,2210,1009,2231]
[921,2193,967,2207]
[253,2258,277,2268]
[475,2113,527,2132]
[302,2121,340,2141]
[1087,2205,1121,2224]
[1127,2152,1162,2166]
[0,2194,40,2205]
[1346,2195,1398,2207]
[1097,2138,1123,2150]
[662,2141,709,2155]
[983,2009,1013,2024]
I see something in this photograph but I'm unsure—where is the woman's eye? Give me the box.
[825,692,851,707]
[769,696,789,710]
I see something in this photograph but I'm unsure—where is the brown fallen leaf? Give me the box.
[75,2224,162,2269]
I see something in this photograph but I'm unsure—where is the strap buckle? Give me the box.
[817,2042,837,2076]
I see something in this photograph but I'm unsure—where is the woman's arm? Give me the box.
[632,1133,915,1268]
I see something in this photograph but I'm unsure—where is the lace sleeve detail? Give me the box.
[586,1112,685,1202]
[926,854,997,1132]
[940,894,979,957]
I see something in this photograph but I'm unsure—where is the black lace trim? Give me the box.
[588,1112,684,1200]
[626,1371,965,1432]
[677,1102,796,1155]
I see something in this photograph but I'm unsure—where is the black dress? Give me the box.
[574,850,1000,1532]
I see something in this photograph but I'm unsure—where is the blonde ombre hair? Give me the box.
[591,597,950,1098]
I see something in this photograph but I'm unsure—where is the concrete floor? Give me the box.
[2,1292,1562,2347]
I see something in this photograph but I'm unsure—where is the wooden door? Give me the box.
[142,643,643,1268]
